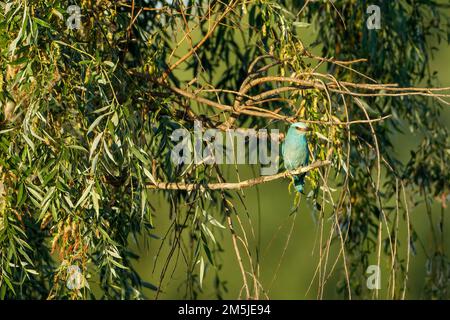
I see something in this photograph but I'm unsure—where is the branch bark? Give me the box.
[146,160,331,191]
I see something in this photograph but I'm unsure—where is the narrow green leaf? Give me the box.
[199,257,205,289]
[75,182,93,208]
[89,132,103,159]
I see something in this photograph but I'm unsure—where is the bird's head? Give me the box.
[291,122,311,133]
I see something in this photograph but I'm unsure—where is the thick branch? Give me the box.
[146,160,331,191]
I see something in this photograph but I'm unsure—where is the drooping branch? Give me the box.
[161,0,239,80]
[146,160,331,191]
[134,70,450,129]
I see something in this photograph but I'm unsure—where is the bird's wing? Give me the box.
[303,145,310,166]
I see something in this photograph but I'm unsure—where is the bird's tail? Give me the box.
[293,174,306,193]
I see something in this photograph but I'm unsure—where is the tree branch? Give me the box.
[146,160,331,191]
[161,1,238,80]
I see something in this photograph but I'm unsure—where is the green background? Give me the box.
[127,17,450,300]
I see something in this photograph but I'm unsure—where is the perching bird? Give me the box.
[282,122,310,193]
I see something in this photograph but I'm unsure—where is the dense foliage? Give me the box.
[0,0,449,299]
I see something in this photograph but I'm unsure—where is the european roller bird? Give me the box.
[282,122,310,193]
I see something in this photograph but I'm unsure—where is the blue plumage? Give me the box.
[282,122,310,193]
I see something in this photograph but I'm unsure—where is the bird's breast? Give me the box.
[282,133,309,170]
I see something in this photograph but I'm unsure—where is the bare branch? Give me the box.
[147,160,331,191]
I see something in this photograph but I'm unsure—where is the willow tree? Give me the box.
[0,0,449,299]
